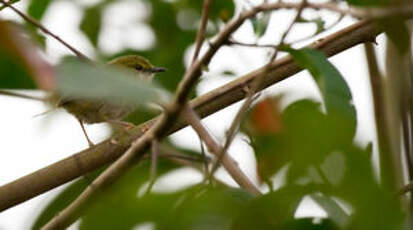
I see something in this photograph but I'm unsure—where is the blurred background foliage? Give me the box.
[0,0,410,229]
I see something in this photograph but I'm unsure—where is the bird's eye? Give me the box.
[135,65,143,70]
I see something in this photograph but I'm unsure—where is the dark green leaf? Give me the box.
[310,194,349,228]
[283,218,339,230]
[336,146,404,230]
[0,51,35,89]
[172,186,253,230]
[175,0,235,22]
[297,16,326,35]
[80,5,102,47]
[232,184,324,230]
[80,159,181,230]
[380,17,410,54]
[27,0,53,20]
[284,48,356,143]
[31,169,102,229]
[221,70,236,77]
[345,0,390,6]
[34,159,179,230]
[251,13,271,37]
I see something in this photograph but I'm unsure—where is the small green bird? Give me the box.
[50,55,166,146]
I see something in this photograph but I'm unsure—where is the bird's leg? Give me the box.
[77,119,94,147]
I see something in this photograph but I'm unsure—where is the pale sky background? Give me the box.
[0,0,386,229]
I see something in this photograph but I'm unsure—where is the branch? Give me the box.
[0,19,384,212]
[0,90,45,101]
[183,105,261,195]
[0,0,90,61]
[191,0,211,65]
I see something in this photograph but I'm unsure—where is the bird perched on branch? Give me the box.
[49,55,166,146]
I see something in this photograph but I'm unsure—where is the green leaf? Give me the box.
[80,159,182,230]
[176,0,235,22]
[335,146,404,230]
[284,48,356,143]
[0,51,35,89]
[80,5,102,47]
[172,186,254,230]
[380,17,410,54]
[27,0,53,20]
[310,194,349,228]
[251,13,271,38]
[34,159,181,230]
[345,0,390,6]
[297,16,326,35]
[232,184,324,230]
[56,57,170,107]
[31,170,102,229]
[283,218,339,230]
[282,99,340,182]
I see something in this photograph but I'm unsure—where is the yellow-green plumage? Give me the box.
[48,55,165,145]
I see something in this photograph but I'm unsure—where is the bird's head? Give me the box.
[108,55,166,81]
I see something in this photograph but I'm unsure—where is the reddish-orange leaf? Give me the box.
[250,97,282,135]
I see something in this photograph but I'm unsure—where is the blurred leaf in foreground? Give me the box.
[171,186,253,230]
[0,20,54,90]
[56,57,170,107]
[79,159,180,230]
[232,184,333,230]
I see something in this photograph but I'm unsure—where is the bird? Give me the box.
[49,55,166,146]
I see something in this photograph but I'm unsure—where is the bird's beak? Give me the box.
[150,67,167,73]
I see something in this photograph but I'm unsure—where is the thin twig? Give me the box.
[208,87,255,178]
[0,89,45,101]
[0,0,90,61]
[228,39,278,48]
[146,139,159,194]
[191,0,212,65]
[197,133,210,180]
[157,146,211,164]
[229,13,345,50]
[288,14,345,45]
[0,0,19,11]
[183,104,261,195]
